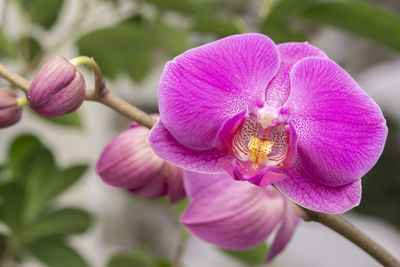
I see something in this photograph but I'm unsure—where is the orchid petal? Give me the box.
[159,33,279,150]
[215,110,248,156]
[265,42,327,108]
[275,161,361,213]
[149,120,226,173]
[128,168,168,199]
[266,202,299,263]
[286,57,387,186]
[165,165,185,204]
[219,158,287,186]
[183,170,223,200]
[182,172,285,250]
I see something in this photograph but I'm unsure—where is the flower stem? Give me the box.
[17,97,28,107]
[303,209,400,267]
[172,227,189,267]
[70,56,106,95]
[0,62,30,94]
[85,90,156,129]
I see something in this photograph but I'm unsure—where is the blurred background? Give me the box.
[0,0,400,266]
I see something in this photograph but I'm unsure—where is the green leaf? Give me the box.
[20,147,57,221]
[260,0,315,30]
[28,239,89,267]
[191,16,240,37]
[265,26,306,43]
[0,234,6,259]
[77,24,156,82]
[34,111,83,129]
[302,2,400,52]
[23,0,64,29]
[107,250,158,267]
[28,36,42,61]
[8,134,42,179]
[154,259,171,267]
[221,243,268,265]
[0,28,17,58]
[172,198,188,218]
[145,0,222,15]
[155,23,191,57]
[36,165,88,207]
[259,0,313,43]
[0,183,25,231]
[24,164,88,220]
[20,208,92,244]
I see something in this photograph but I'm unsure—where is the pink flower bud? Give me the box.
[28,56,86,117]
[96,118,185,204]
[0,88,22,128]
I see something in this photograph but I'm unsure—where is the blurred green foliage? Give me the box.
[107,250,171,267]
[0,134,91,266]
[302,2,400,52]
[222,243,269,265]
[36,111,84,129]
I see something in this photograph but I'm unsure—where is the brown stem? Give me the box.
[0,62,30,94]
[303,209,400,267]
[172,227,189,267]
[85,90,156,129]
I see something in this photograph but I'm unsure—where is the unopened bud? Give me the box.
[96,117,185,204]
[28,56,86,117]
[0,88,22,128]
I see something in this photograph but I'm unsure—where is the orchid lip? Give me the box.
[216,106,297,186]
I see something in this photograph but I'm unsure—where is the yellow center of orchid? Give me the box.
[248,136,274,166]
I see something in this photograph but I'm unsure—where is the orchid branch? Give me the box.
[1,61,399,267]
[303,210,400,267]
[172,227,189,267]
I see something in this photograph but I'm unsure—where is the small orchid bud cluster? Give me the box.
[28,56,86,117]
[0,88,24,128]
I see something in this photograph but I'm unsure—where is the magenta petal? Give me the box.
[183,170,224,200]
[265,42,327,108]
[149,120,226,173]
[165,165,185,204]
[286,57,387,186]
[181,173,285,250]
[159,33,279,150]
[275,162,361,213]
[219,158,287,186]
[215,110,247,156]
[266,202,299,263]
[128,169,168,199]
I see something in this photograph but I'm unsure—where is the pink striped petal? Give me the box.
[286,58,387,186]
[266,201,299,263]
[181,172,285,250]
[275,161,361,213]
[159,33,279,150]
[183,170,223,200]
[149,120,227,173]
[265,42,327,108]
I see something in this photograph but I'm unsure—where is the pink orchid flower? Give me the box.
[149,33,387,213]
[182,171,299,263]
